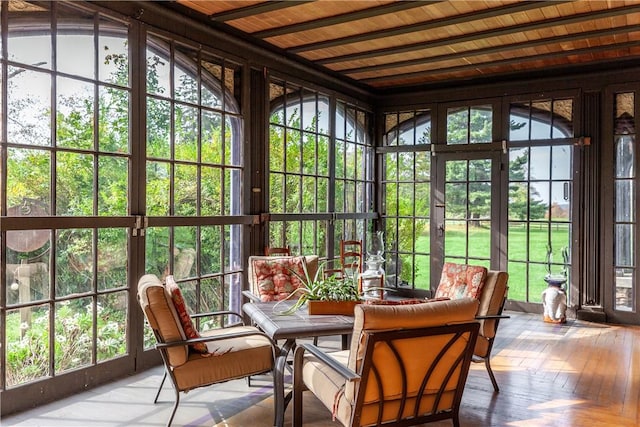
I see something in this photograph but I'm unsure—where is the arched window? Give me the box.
[1,3,245,412]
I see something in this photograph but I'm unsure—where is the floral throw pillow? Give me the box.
[251,257,307,302]
[434,263,488,300]
[165,276,208,355]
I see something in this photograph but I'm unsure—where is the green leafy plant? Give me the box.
[273,259,361,315]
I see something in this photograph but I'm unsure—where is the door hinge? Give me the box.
[133,215,148,237]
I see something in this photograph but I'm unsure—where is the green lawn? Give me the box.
[408,223,570,303]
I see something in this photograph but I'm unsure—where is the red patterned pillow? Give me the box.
[165,276,208,354]
[434,263,487,300]
[251,257,307,302]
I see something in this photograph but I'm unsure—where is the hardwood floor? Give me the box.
[457,312,640,427]
[3,311,640,426]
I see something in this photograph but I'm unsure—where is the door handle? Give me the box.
[438,223,445,236]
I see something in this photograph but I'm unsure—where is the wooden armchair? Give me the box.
[434,263,509,392]
[293,298,480,427]
[137,274,276,427]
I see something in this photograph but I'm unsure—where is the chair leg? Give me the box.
[293,348,304,427]
[166,386,180,427]
[154,371,167,403]
[485,357,500,393]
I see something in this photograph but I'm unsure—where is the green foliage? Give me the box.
[6,301,126,386]
[274,260,361,315]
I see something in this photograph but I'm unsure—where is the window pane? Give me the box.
[508,222,527,261]
[6,304,50,386]
[615,224,634,267]
[550,181,570,220]
[57,77,94,150]
[174,163,197,216]
[6,232,50,305]
[531,100,552,139]
[529,146,550,180]
[99,28,129,86]
[8,18,51,69]
[509,183,528,221]
[98,156,128,216]
[7,148,51,209]
[302,132,316,175]
[615,180,635,222]
[552,99,573,138]
[175,104,198,162]
[175,62,198,104]
[529,223,549,263]
[447,107,468,144]
[146,161,170,216]
[551,145,572,180]
[616,135,635,178]
[470,105,492,143]
[509,147,529,180]
[56,152,95,216]
[201,166,222,216]
[97,292,128,362]
[510,101,530,141]
[97,228,128,290]
[56,229,94,297]
[8,68,51,146]
[99,87,130,153]
[147,98,171,159]
[201,110,222,163]
[146,46,170,96]
[318,96,330,135]
[398,183,414,216]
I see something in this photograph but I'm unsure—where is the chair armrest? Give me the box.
[157,328,276,349]
[242,290,262,303]
[191,310,243,320]
[295,343,360,382]
[475,315,510,320]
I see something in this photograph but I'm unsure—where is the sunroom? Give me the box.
[1,0,640,424]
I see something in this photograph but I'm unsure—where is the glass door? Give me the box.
[608,89,639,324]
[432,152,502,285]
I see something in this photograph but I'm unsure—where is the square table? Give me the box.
[242,300,355,427]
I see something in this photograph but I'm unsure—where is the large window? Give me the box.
[381,110,432,289]
[143,31,244,326]
[2,2,132,389]
[613,92,636,312]
[268,79,374,258]
[0,1,245,411]
[507,98,574,303]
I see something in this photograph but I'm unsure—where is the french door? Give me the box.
[431,151,505,286]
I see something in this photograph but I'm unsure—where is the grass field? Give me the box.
[406,223,570,303]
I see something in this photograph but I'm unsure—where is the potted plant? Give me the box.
[274,259,361,315]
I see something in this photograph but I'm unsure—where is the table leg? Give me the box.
[273,339,295,427]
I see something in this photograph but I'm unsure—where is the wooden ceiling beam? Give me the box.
[208,1,314,22]
[253,1,437,39]
[288,1,560,53]
[342,24,640,75]
[318,3,640,65]
[361,40,640,84]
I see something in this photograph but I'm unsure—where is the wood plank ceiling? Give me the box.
[174,0,640,91]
